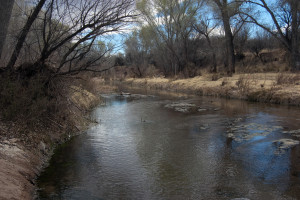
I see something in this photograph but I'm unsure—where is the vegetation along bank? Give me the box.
[121,73,300,106]
[0,81,100,199]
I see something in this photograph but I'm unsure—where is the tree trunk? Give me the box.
[222,11,235,75]
[211,52,217,73]
[0,0,14,58]
[290,0,300,71]
[6,0,47,70]
[205,35,217,73]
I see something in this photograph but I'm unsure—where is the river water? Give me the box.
[37,92,300,200]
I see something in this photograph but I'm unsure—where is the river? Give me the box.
[37,92,300,200]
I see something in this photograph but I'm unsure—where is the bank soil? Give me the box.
[122,73,300,106]
[0,86,100,200]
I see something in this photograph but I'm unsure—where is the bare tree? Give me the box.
[210,0,234,74]
[137,0,203,75]
[125,30,148,77]
[37,0,136,77]
[209,0,245,74]
[6,0,47,70]
[289,0,300,71]
[241,0,300,71]
[4,0,136,78]
[0,0,15,58]
[193,17,219,72]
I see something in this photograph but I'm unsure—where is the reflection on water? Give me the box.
[37,93,300,200]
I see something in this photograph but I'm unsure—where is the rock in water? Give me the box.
[273,139,300,149]
[165,102,197,113]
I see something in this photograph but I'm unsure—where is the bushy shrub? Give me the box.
[0,73,53,124]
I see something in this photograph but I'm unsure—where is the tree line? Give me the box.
[124,0,300,77]
[0,0,299,78]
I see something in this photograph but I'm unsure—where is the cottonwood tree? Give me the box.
[286,0,300,70]
[0,0,15,58]
[124,30,146,77]
[124,25,170,76]
[137,0,203,75]
[241,0,300,71]
[208,0,245,74]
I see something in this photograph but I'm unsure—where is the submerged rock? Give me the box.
[282,129,300,137]
[227,133,235,139]
[117,93,151,100]
[226,123,283,142]
[273,139,300,149]
[198,124,210,131]
[165,102,197,113]
[120,91,131,95]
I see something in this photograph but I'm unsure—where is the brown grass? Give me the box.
[120,72,300,106]
[276,73,300,85]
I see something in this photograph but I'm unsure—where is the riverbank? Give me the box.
[0,85,100,200]
[120,73,300,106]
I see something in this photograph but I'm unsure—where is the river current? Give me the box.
[37,92,300,200]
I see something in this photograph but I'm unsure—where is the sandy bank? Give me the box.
[122,73,300,106]
[0,86,100,200]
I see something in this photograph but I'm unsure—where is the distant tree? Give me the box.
[0,0,15,58]
[234,26,249,59]
[193,16,219,72]
[125,30,151,77]
[246,30,272,63]
[114,54,125,66]
[137,0,203,75]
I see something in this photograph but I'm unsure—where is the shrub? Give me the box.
[0,73,53,124]
[276,73,300,85]
[236,75,252,96]
[144,65,161,77]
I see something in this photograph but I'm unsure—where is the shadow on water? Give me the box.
[37,92,300,200]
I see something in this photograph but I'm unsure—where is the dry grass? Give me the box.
[276,73,300,85]
[89,77,118,93]
[69,86,100,110]
[122,72,300,106]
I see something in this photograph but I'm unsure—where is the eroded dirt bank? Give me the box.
[121,73,300,106]
[0,86,100,200]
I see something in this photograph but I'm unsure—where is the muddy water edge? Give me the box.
[37,89,300,200]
